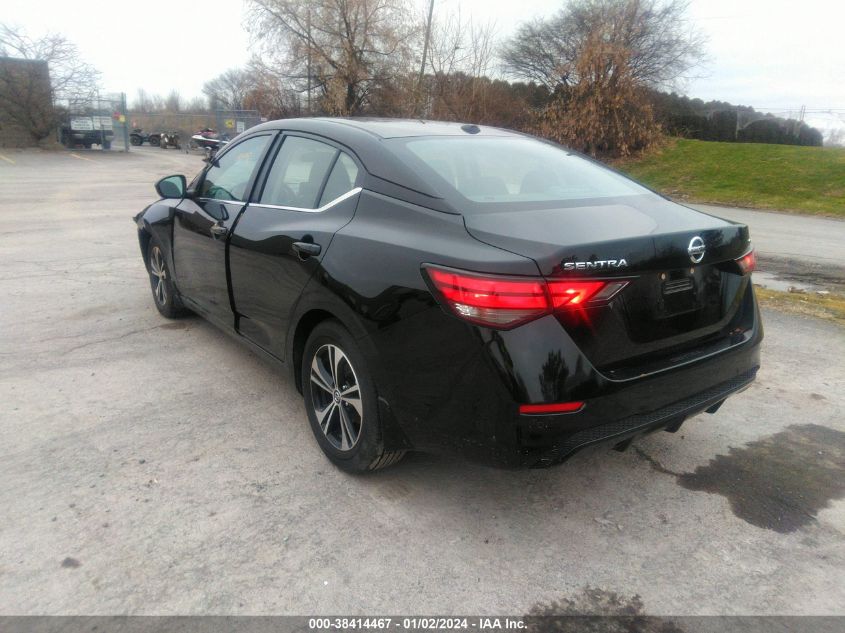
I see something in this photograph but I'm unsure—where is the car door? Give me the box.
[172,133,274,325]
[229,134,363,360]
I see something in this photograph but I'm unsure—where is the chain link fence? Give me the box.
[127,110,263,151]
[58,93,130,151]
[214,110,263,137]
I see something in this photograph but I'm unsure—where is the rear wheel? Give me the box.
[146,238,188,318]
[302,321,405,473]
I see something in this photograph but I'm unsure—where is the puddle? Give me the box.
[676,424,845,533]
[752,271,820,293]
[756,256,845,294]
[527,588,684,632]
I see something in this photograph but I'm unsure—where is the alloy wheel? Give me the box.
[150,246,167,306]
[309,343,363,451]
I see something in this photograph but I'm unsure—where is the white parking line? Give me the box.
[69,152,96,163]
[0,153,15,165]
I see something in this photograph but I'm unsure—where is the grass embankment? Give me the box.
[755,287,845,326]
[616,138,845,217]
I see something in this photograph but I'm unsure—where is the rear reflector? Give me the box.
[736,249,756,275]
[424,265,628,329]
[519,401,584,415]
[547,281,606,307]
[547,280,628,307]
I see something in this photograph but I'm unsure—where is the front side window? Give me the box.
[260,136,338,209]
[200,135,271,201]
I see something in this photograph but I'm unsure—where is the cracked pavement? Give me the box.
[0,147,843,615]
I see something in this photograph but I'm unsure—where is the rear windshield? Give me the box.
[388,136,651,211]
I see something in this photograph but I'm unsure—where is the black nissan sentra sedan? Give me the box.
[134,118,762,472]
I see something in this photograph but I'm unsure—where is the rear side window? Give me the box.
[260,136,337,208]
[318,153,359,206]
[200,135,271,201]
[390,137,650,211]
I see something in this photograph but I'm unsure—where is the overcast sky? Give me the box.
[4,0,844,116]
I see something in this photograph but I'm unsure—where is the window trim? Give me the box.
[249,186,363,214]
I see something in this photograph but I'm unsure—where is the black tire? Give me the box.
[146,238,189,318]
[302,320,405,473]
[149,136,160,147]
[130,135,141,146]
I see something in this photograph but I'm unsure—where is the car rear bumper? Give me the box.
[518,365,757,467]
[368,288,762,468]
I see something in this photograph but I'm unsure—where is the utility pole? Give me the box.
[307,7,312,116]
[121,92,129,153]
[416,0,435,117]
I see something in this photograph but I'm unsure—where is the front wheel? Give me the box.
[146,238,189,318]
[302,321,405,473]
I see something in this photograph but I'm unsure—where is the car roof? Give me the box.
[242,117,531,213]
[312,118,518,138]
[252,117,520,139]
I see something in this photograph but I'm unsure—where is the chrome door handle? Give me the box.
[292,241,321,257]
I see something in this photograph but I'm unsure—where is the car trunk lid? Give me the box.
[463,195,754,374]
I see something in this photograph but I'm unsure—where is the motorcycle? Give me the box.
[189,128,229,159]
[158,131,180,150]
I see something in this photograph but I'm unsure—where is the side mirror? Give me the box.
[155,174,186,199]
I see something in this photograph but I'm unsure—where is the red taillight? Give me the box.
[547,281,607,307]
[424,266,627,329]
[736,249,756,275]
[519,401,584,415]
[426,268,549,328]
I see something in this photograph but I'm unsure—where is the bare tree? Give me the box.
[202,68,253,111]
[149,93,166,112]
[245,59,302,119]
[424,8,501,121]
[501,0,706,92]
[246,0,416,115]
[164,90,182,113]
[532,8,663,157]
[0,24,100,101]
[184,95,209,113]
[132,88,154,113]
[0,24,100,142]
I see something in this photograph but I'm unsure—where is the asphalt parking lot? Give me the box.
[0,146,843,616]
